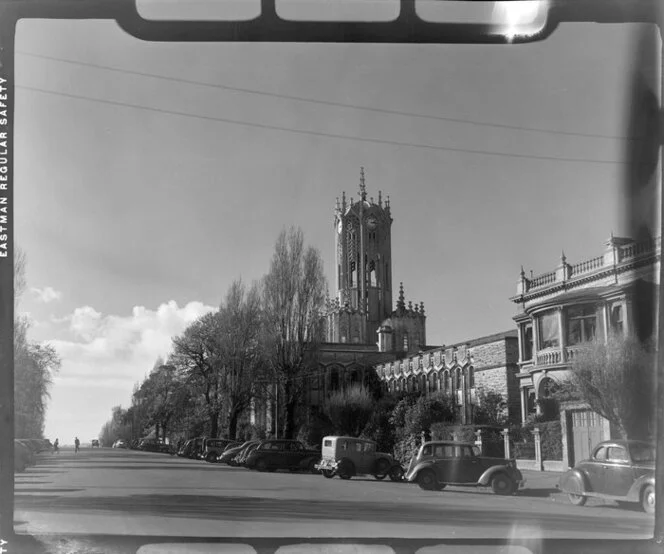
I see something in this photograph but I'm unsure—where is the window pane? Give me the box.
[539,312,560,348]
[584,317,596,341]
[567,318,582,345]
[607,447,628,462]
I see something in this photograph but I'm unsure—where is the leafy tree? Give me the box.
[13,248,60,438]
[324,384,374,436]
[360,395,400,454]
[171,312,226,438]
[99,405,132,446]
[401,393,456,438]
[138,361,192,442]
[218,280,265,440]
[569,334,656,440]
[262,227,327,439]
[473,390,508,427]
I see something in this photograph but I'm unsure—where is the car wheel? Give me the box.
[491,473,516,496]
[374,473,387,480]
[565,475,587,506]
[337,459,354,480]
[417,469,439,491]
[256,459,268,472]
[389,466,405,482]
[642,484,655,515]
[205,452,216,463]
[321,469,335,479]
[374,458,391,479]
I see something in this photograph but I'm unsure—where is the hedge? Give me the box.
[509,421,562,461]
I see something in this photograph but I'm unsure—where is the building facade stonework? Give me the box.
[374,331,520,424]
[510,234,660,466]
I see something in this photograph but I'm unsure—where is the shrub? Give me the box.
[392,393,456,440]
[297,412,335,449]
[360,396,399,454]
[537,420,562,461]
[325,385,374,436]
[393,434,421,466]
[473,390,508,427]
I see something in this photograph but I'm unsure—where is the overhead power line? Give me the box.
[17,50,630,141]
[18,84,625,166]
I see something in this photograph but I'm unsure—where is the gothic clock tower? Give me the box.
[328,168,393,344]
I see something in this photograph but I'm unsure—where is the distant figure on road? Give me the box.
[74,437,80,453]
[53,438,59,454]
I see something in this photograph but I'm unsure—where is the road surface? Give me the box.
[9,447,655,551]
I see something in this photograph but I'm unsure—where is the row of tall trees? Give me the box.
[99,227,328,444]
[14,249,60,438]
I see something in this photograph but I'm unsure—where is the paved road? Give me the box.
[13,448,654,543]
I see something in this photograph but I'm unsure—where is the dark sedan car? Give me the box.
[218,440,259,466]
[405,441,525,495]
[558,439,655,514]
[245,439,320,473]
[202,439,238,463]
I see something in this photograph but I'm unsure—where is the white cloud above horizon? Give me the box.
[43,300,217,440]
[31,286,62,303]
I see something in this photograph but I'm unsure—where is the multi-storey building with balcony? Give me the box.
[510,234,660,466]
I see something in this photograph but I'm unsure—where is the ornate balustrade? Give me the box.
[535,349,562,366]
[570,255,604,276]
[530,271,556,288]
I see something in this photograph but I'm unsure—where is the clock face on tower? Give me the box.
[366,216,378,230]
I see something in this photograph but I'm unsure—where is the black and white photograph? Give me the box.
[0,1,662,552]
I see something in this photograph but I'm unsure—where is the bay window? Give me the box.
[566,304,597,345]
[538,311,560,349]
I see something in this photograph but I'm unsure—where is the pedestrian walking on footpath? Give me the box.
[53,438,59,454]
[74,437,80,454]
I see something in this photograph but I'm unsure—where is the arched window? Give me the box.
[467,367,474,388]
[403,333,409,351]
[443,370,450,392]
[330,367,340,391]
[369,260,377,287]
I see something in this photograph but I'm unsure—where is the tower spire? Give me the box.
[397,282,406,312]
[359,167,367,201]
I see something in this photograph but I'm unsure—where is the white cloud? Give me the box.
[43,300,217,438]
[31,286,62,303]
[47,300,216,383]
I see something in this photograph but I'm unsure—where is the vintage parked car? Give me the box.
[91,439,100,448]
[234,441,261,466]
[558,439,655,514]
[315,436,404,481]
[245,439,321,473]
[201,438,237,462]
[112,439,127,449]
[405,441,525,495]
[218,441,258,466]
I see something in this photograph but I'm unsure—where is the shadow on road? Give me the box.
[13,492,653,534]
[517,488,560,498]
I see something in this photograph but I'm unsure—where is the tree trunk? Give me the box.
[228,409,239,441]
[209,409,220,438]
[283,396,298,439]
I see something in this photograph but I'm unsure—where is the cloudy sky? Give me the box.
[13,10,651,442]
